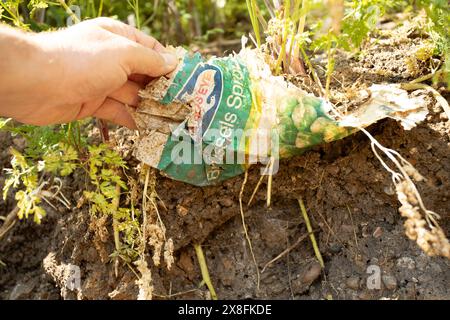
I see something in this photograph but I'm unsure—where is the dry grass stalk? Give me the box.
[397,181,450,258]
[360,127,450,259]
[194,244,218,300]
[239,170,261,291]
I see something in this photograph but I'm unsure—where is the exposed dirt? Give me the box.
[1,20,449,300]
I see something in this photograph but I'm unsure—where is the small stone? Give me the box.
[9,280,37,300]
[341,224,354,233]
[397,256,416,270]
[429,262,443,273]
[327,165,340,176]
[373,226,383,238]
[178,250,194,279]
[358,291,372,300]
[219,198,234,207]
[176,204,189,216]
[301,262,322,285]
[385,213,395,225]
[379,21,396,30]
[328,243,342,254]
[220,257,235,286]
[12,137,26,150]
[362,227,371,238]
[418,273,432,283]
[382,275,397,290]
[346,276,360,290]
[414,252,428,270]
[291,262,322,295]
[383,185,395,195]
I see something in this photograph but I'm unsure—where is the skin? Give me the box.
[0,18,178,129]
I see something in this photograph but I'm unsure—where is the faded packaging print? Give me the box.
[131,46,427,186]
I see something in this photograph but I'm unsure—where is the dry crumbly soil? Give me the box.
[1,23,449,300]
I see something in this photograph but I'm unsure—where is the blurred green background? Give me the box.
[0,0,448,83]
[0,0,254,47]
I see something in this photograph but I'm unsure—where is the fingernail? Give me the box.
[161,52,178,70]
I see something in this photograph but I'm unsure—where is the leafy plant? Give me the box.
[245,0,449,90]
[1,119,79,223]
[339,0,396,50]
[416,0,450,86]
[7,124,69,159]
[3,148,46,223]
[43,142,79,176]
[83,143,141,262]
[0,0,253,44]
[84,144,127,212]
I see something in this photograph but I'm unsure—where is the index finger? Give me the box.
[86,17,167,52]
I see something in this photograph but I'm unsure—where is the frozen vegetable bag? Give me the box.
[131,45,427,186]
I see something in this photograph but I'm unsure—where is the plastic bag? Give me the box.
[132,46,427,186]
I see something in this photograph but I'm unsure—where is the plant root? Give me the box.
[239,170,261,292]
[194,244,218,300]
[298,198,325,268]
[261,232,309,273]
[0,206,19,241]
[360,127,450,259]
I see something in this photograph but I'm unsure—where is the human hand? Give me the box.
[0,18,178,129]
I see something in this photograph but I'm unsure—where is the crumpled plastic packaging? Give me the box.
[131,46,428,186]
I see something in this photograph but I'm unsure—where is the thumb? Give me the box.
[93,98,137,129]
[119,39,178,77]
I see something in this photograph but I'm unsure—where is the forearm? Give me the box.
[0,18,176,128]
[0,25,61,119]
